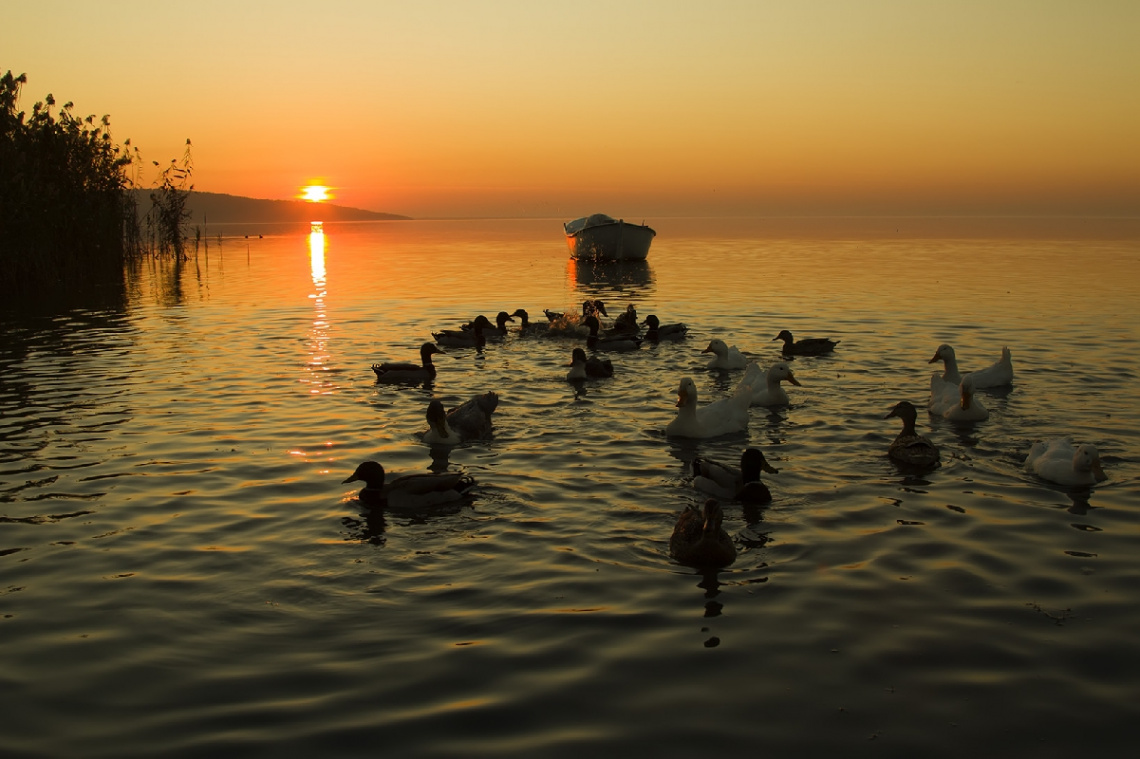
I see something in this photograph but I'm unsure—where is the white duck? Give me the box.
[964,346,1014,389]
[741,361,801,406]
[702,338,748,370]
[421,392,499,445]
[693,447,779,504]
[343,461,476,510]
[1025,439,1107,487]
[928,374,989,422]
[929,343,963,384]
[665,375,752,439]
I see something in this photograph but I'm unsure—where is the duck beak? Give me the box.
[928,352,940,364]
[701,345,713,354]
[762,461,779,474]
[676,386,689,407]
[342,474,360,484]
[1092,459,1107,482]
[960,388,971,409]
[787,374,802,386]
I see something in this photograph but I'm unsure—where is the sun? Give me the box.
[301,184,331,203]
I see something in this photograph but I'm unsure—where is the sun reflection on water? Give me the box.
[305,225,334,396]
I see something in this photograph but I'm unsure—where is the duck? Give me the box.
[343,460,476,510]
[421,392,499,445]
[584,315,642,351]
[702,338,748,370]
[510,308,547,336]
[433,314,494,348]
[741,361,801,407]
[693,447,779,504]
[1025,439,1107,487]
[773,329,838,356]
[463,310,514,339]
[642,314,688,341]
[543,300,606,338]
[928,374,989,422]
[670,499,737,568]
[928,343,963,384]
[665,375,752,439]
[611,304,640,334]
[566,347,614,380]
[884,400,941,468]
[372,342,444,383]
[964,346,1014,388]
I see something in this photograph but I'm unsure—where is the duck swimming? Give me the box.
[584,315,642,351]
[670,499,737,568]
[928,374,989,422]
[372,342,444,383]
[611,304,640,334]
[466,310,515,339]
[693,447,778,504]
[741,361,801,407]
[433,314,494,348]
[566,347,614,380]
[665,375,752,439]
[421,392,499,445]
[702,338,748,370]
[1025,439,1107,487]
[642,314,688,341]
[930,344,1014,388]
[884,400,940,468]
[510,308,547,336]
[774,329,838,356]
[343,460,476,510]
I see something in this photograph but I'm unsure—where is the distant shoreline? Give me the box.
[131,189,411,224]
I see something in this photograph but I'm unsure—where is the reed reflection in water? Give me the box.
[1,218,1138,757]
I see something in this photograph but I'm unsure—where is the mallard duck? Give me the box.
[566,347,614,380]
[343,460,476,510]
[372,342,444,383]
[741,361,801,406]
[670,499,737,568]
[611,304,640,334]
[584,315,642,351]
[463,310,514,339]
[693,447,778,504]
[964,346,1014,388]
[1025,439,1107,487]
[928,343,963,384]
[702,338,748,370]
[433,314,494,348]
[773,329,838,356]
[641,314,688,341]
[928,374,989,422]
[665,375,752,439]
[510,308,547,336]
[884,400,940,468]
[421,392,499,445]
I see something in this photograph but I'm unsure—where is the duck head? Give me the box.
[1075,444,1108,482]
[929,344,955,365]
[676,377,698,408]
[702,338,728,356]
[343,460,386,488]
[740,448,778,480]
[420,342,445,359]
[425,399,451,440]
[769,361,802,386]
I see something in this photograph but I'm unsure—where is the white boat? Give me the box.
[564,214,655,261]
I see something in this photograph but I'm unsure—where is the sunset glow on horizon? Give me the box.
[301,185,331,203]
[4,2,1137,219]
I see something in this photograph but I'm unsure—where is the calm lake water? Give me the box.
[2,217,1139,757]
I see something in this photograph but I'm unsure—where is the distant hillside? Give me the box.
[131,189,410,224]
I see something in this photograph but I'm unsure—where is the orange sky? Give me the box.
[4,1,1138,219]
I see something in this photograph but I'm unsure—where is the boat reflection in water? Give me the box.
[567,257,655,302]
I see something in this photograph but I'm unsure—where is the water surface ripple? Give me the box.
[2,219,1138,757]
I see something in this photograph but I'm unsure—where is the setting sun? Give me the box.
[301,184,330,203]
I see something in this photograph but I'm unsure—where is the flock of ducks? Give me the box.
[349,299,1109,570]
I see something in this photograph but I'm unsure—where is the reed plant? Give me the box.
[1,71,193,300]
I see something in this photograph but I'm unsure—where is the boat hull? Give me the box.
[564,215,655,261]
